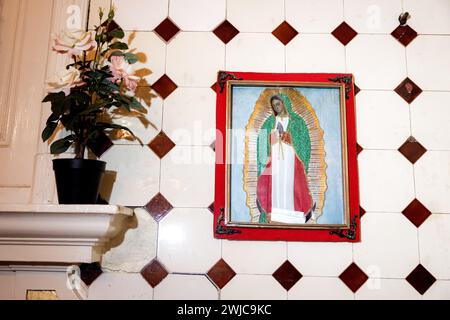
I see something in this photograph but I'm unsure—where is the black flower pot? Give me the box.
[53,159,106,204]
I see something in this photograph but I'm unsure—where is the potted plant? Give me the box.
[42,7,146,204]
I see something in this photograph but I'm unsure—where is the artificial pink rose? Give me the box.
[46,67,85,96]
[53,29,96,56]
[109,56,139,92]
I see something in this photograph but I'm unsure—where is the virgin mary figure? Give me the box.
[243,88,327,225]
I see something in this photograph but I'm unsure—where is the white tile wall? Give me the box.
[112,0,168,31]
[344,0,402,34]
[88,273,153,300]
[404,0,450,34]
[286,0,344,33]
[166,32,224,87]
[286,34,346,73]
[288,277,354,300]
[169,0,226,32]
[423,281,450,300]
[154,274,219,300]
[346,35,406,89]
[419,215,450,280]
[222,241,287,275]
[221,275,287,300]
[163,88,216,146]
[358,151,414,212]
[125,31,167,85]
[100,145,160,206]
[288,242,352,277]
[158,208,221,273]
[353,213,419,279]
[411,92,450,150]
[226,33,285,73]
[356,91,411,149]
[406,36,450,91]
[415,152,450,213]
[355,279,421,300]
[227,0,285,33]
[160,146,215,207]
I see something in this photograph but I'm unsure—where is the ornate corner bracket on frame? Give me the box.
[218,71,243,93]
[329,215,358,240]
[328,75,353,100]
[216,208,242,235]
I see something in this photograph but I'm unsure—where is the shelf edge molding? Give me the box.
[0,204,134,264]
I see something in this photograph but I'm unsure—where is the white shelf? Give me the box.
[0,204,134,264]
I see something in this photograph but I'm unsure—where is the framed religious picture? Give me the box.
[214,72,360,242]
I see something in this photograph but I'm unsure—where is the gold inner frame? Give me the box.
[224,80,350,230]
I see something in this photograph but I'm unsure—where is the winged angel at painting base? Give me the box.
[244,88,328,225]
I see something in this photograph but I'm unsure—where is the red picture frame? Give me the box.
[214,72,360,242]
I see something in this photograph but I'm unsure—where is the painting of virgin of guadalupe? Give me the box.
[215,72,360,241]
[243,88,327,225]
[228,84,348,227]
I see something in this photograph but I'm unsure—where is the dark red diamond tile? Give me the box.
[154,18,180,42]
[360,206,366,217]
[145,193,173,222]
[272,261,302,291]
[211,82,218,93]
[395,77,422,104]
[208,202,214,214]
[398,136,427,164]
[391,25,418,46]
[80,263,103,286]
[356,143,363,155]
[332,22,358,46]
[354,84,360,95]
[141,259,169,288]
[101,20,120,41]
[151,74,178,99]
[148,131,176,158]
[207,259,236,289]
[339,263,368,293]
[402,199,432,228]
[272,21,299,45]
[406,264,436,295]
[213,20,239,44]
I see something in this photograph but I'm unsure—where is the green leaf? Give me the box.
[109,42,128,50]
[124,53,139,64]
[46,113,59,124]
[108,28,125,39]
[51,99,66,117]
[100,79,120,92]
[85,70,104,80]
[50,136,74,154]
[69,91,91,105]
[96,122,135,137]
[43,92,65,103]
[41,122,58,142]
[129,97,146,112]
[109,51,125,57]
[78,99,111,115]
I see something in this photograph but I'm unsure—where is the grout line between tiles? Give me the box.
[400,0,422,267]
